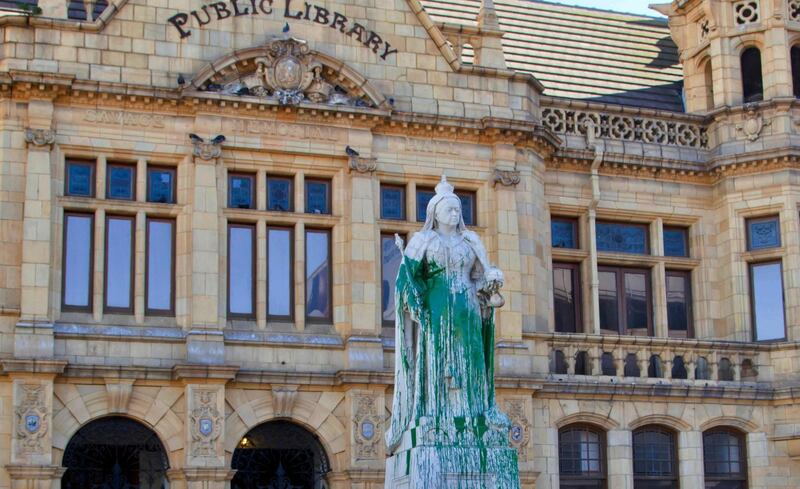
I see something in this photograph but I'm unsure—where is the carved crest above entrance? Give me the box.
[194,35,387,109]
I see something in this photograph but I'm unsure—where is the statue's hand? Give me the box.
[484,267,504,290]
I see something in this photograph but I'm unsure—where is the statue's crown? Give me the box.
[435,175,455,197]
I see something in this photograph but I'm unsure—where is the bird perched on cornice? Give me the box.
[283,22,290,33]
[345,145,359,157]
[177,74,186,86]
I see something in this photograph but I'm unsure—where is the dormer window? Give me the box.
[740,47,764,103]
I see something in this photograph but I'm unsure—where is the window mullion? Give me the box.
[93,208,105,321]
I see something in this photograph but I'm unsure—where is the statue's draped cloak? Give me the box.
[386,230,498,451]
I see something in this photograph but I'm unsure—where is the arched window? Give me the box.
[62,416,169,489]
[648,355,663,378]
[741,47,764,103]
[232,420,331,489]
[695,357,710,380]
[704,59,715,110]
[719,358,734,381]
[792,45,800,98]
[672,356,688,379]
[601,352,616,376]
[703,428,748,489]
[553,350,568,374]
[624,353,641,377]
[633,426,679,489]
[559,425,607,488]
[575,351,590,375]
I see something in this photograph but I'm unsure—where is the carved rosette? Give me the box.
[24,128,56,148]
[189,389,222,457]
[352,394,383,460]
[14,384,49,456]
[504,398,531,459]
[349,156,378,174]
[493,168,521,187]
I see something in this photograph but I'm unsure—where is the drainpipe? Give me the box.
[586,120,604,335]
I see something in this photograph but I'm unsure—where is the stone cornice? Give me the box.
[1,359,67,375]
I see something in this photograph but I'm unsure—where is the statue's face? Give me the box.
[434,196,462,227]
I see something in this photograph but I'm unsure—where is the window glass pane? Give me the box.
[106,217,132,310]
[305,180,330,214]
[229,175,254,209]
[457,191,476,226]
[229,225,254,316]
[380,186,405,220]
[107,165,134,200]
[559,427,604,477]
[382,235,402,323]
[741,47,764,103]
[704,431,745,478]
[267,177,292,211]
[66,161,94,197]
[416,189,435,222]
[596,222,648,254]
[747,216,780,250]
[552,219,577,249]
[148,168,175,204]
[663,227,688,257]
[751,261,786,341]
[625,272,648,330]
[553,265,578,333]
[599,271,618,332]
[146,220,173,312]
[633,429,675,478]
[666,273,690,333]
[64,214,93,308]
[268,228,292,317]
[306,230,330,319]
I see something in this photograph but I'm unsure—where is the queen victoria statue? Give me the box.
[384,176,520,489]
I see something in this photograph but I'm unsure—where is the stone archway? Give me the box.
[231,420,330,489]
[62,416,169,489]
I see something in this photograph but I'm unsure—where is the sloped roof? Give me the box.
[420,0,685,112]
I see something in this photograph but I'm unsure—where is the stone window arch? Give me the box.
[558,424,607,489]
[741,46,764,103]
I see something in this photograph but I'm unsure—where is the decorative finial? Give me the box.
[435,175,455,196]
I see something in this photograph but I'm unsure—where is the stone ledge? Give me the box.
[172,364,239,382]
[1,359,67,374]
[4,465,66,480]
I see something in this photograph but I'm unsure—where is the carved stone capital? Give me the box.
[493,168,521,187]
[349,156,378,174]
[24,128,55,148]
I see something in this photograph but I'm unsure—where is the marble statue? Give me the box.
[384,176,520,489]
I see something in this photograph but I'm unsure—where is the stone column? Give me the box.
[174,365,238,489]
[652,218,668,338]
[187,128,225,364]
[17,99,57,360]
[679,431,705,489]
[344,156,382,370]
[3,359,66,489]
[607,429,633,489]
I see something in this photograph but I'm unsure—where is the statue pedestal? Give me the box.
[384,418,520,489]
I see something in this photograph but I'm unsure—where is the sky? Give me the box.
[547,0,665,17]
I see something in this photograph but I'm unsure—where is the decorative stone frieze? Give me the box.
[189,388,223,457]
[349,156,378,173]
[737,105,771,142]
[493,168,521,187]
[14,384,49,457]
[24,128,55,148]
[352,393,383,460]
[541,106,708,149]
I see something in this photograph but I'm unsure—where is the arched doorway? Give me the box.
[62,416,169,489]
[231,420,330,489]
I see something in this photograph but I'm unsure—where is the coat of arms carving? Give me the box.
[189,389,222,457]
[14,384,49,455]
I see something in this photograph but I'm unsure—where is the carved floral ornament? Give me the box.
[24,128,56,147]
[493,168,521,187]
[189,389,222,457]
[199,36,377,108]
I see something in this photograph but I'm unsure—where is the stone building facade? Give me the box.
[0,0,799,487]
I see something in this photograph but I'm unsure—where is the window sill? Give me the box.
[741,246,785,262]
[59,196,182,215]
[552,247,588,262]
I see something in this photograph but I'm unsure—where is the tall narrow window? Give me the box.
[147,166,176,204]
[704,59,715,110]
[105,216,134,313]
[305,229,331,321]
[552,217,578,249]
[380,185,406,220]
[457,190,477,226]
[599,266,652,335]
[559,425,606,488]
[267,227,293,319]
[381,234,403,324]
[553,263,581,333]
[228,173,255,209]
[62,213,94,311]
[228,223,255,318]
[741,47,764,103]
[106,163,135,200]
[633,426,678,489]
[305,179,331,215]
[666,270,692,338]
[663,226,689,257]
[65,159,95,197]
[793,46,800,98]
[750,261,786,341]
[416,187,435,222]
[146,218,174,315]
[267,175,293,212]
[704,429,747,489]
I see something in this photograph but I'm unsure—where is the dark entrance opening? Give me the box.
[231,420,331,489]
[62,416,169,489]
